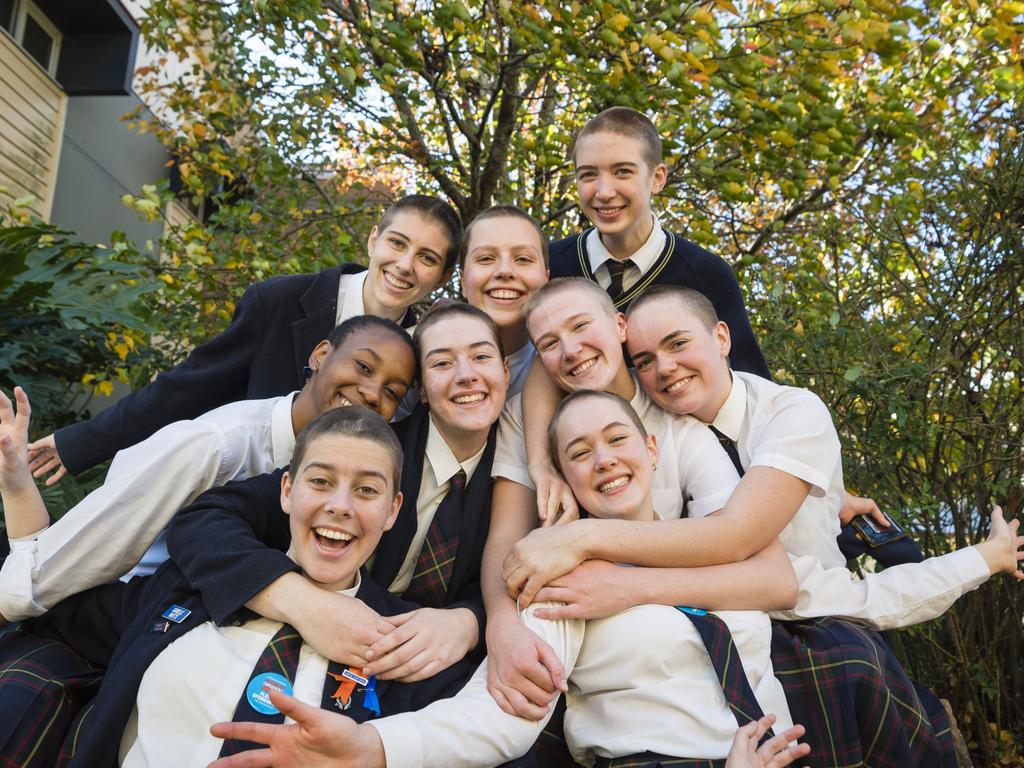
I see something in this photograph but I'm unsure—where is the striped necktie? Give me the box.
[676,608,773,736]
[404,469,467,607]
[219,623,302,757]
[605,259,628,300]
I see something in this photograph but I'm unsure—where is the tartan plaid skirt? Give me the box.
[770,617,958,768]
[0,632,103,768]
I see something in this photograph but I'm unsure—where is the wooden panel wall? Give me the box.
[0,30,67,221]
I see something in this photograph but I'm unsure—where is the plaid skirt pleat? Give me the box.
[770,617,957,768]
[0,633,103,768]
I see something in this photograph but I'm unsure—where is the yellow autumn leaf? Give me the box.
[97,380,114,397]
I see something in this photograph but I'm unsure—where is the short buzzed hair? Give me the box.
[290,406,403,492]
[626,285,719,332]
[572,107,663,171]
[524,277,618,330]
[548,390,648,475]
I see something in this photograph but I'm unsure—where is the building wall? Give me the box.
[0,28,66,220]
[48,93,169,246]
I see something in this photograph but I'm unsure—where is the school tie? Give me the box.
[604,258,629,300]
[404,469,467,607]
[218,623,302,757]
[675,608,773,737]
[709,425,744,477]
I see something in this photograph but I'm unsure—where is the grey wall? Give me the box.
[49,94,169,247]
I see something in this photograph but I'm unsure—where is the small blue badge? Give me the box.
[247,673,293,715]
[676,605,709,616]
[161,604,191,623]
[341,668,369,686]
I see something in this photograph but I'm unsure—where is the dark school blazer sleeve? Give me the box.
[23,576,152,668]
[680,239,771,380]
[166,470,297,625]
[53,266,349,475]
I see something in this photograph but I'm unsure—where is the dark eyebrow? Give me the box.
[630,329,688,362]
[425,340,499,358]
[387,228,442,260]
[354,347,382,362]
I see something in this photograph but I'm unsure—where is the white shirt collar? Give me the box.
[425,415,486,487]
[710,372,746,441]
[585,215,667,275]
[335,270,368,326]
[271,392,299,467]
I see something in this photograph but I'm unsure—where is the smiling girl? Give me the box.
[459,205,549,395]
[29,195,461,484]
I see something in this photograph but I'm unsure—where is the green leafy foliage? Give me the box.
[0,213,164,523]
[3,0,1022,760]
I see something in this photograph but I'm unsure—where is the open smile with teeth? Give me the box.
[334,396,353,407]
[663,376,695,394]
[487,289,523,301]
[598,475,630,493]
[596,206,625,217]
[383,271,414,291]
[453,393,486,405]
[313,526,354,552]
[568,357,599,377]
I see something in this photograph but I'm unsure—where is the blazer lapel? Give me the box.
[371,405,429,588]
[290,265,362,378]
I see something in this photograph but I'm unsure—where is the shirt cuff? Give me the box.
[8,527,48,545]
[948,545,992,586]
[0,545,47,620]
[370,714,424,768]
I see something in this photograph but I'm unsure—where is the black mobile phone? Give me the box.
[851,512,908,548]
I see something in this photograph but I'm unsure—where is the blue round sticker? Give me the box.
[676,606,709,616]
[247,672,293,715]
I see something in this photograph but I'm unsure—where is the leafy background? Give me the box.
[1,0,1021,762]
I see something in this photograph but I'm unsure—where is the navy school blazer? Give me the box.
[54,263,402,475]
[166,404,495,640]
[25,561,477,767]
[549,229,771,380]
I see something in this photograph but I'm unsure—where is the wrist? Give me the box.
[358,723,387,767]
[972,541,998,575]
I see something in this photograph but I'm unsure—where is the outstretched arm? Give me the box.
[779,507,1023,630]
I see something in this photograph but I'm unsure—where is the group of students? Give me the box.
[0,106,1021,768]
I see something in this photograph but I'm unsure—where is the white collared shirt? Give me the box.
[0,394,297,620]
[586,215,667,292]
[492,374,737,519]
[368,546,992,768]
[120,576,362,766]
[386,416,487,593]
[335,270,369,326]
[707,370,846,568]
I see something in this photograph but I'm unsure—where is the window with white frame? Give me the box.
[3,0,61,77]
